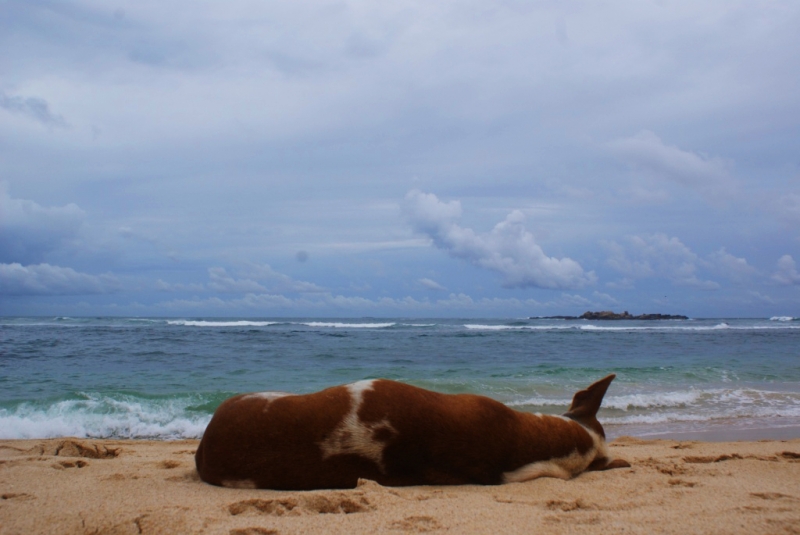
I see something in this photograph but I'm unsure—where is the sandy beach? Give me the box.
[1,437,799,534]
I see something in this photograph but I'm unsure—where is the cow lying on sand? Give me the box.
[196,374,630,490]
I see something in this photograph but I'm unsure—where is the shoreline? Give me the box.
[605,424,800,442]
[6,420,800,444]
[2,437,800,534]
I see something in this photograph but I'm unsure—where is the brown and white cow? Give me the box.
[195,374,629,490]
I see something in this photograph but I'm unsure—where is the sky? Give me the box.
[1,0,799,318]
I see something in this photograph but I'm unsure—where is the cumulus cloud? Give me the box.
[119,227,179,261]
[403,190,595,290]
[0,263,118,296]
[207,267,267,293]
[418,277,447,292]
[0,186,85,263]
[605,234,719,289]
[155,279,205,293]
[609,130,734,201]
[242,264,326,294]
[707,248,757,283]
[156,265,325,296]
[775,193,800,228]
[773,255,800,285]
[155,290,602,315]
[0,91,67,127]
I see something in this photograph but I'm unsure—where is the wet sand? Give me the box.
[1,437,799,534]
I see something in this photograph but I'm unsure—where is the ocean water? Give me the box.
[1,316,799,441]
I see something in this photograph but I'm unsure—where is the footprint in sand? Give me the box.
[52,460,89,469]
[228,494,373,517]
[750,492,799,501]
[165,470,201,483]
[229,529,279,535]
[668,478,698,488]
[388,515,442,532]
[545,499,594,512]
[36,440,120,459]
[683,454,742,464]
[1,493,35,501]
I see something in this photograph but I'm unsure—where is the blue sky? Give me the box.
[1,0,799,318]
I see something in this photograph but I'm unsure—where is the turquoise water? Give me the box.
[1,316,799,440]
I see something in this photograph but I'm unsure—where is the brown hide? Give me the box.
[196,377,625,490]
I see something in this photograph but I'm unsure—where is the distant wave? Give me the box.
[464,324,571,331]
[508,388,800,427]
[300,322,396,328]
[167,320,279,327]
[770,316,797,322]
[508,391,702,410]
[165,320,397,329]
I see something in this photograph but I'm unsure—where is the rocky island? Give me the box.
[535,310,689,320]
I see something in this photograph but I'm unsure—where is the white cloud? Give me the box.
[707,248,757,283]
[207,267,267,293]
[153,265,326,296]
[592,291,619,305]
[605,234,720,289]
[155,279,205,293]
[775,193,800,227]
[155,290,604,315]
[773,255,800,285]
[241,264,326,294]
[605,277,636,290]
[609,130,734,201]
[748,291,778,305]
[418,277,447,292]
[0,185,85,263]
[0,263,118,296]
[119,227,179,261]
[404,190,595,290]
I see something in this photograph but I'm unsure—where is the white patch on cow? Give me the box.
[221,479,257,489]
[242,391,294,401]
[502,417,608,484]
[318,379,396,472]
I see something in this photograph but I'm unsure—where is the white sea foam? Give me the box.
[0,394,211,440]
[465,324,522,330]
[464,324,571,331]
[507,388,800,425]
[508,391,704,410]
[3,387,799,440]
[167,320,279,327]
[507,397,570,408]
[770,316,796,322]
[301,322,396,328]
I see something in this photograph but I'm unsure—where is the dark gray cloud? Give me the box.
[0,1,798,316]
[0,91,66,127]
[0,187,84,264]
